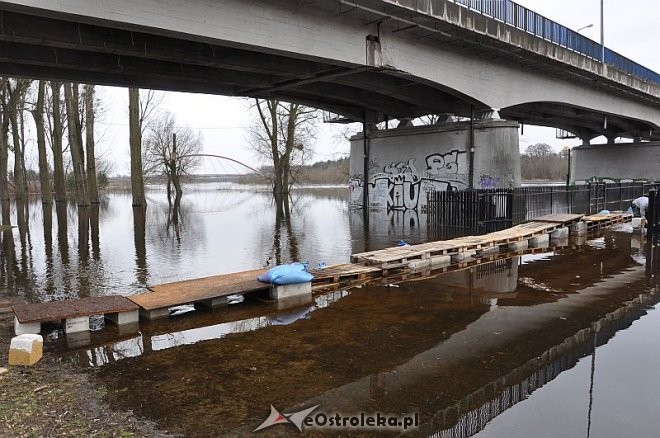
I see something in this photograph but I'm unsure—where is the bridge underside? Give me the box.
[0,7,476,124]
[0,2,658,141]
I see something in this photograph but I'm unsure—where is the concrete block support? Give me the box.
[529,234,550,248]
[140,307,170,320]
[408,255,451,271]
[198,297,229,309]
[14,318,41,336]
[451,250,477,263]
[632,218,647,229]
[479,246,501,255]
[65,316,90,334]
[508,240,529,252]
[270,282,312,301]
[107,310,140,325]
[569,222,588,235]
[550,228,570,240]
[9,334,43,366]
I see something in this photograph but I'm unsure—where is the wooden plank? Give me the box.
[131,269,270,311]
[13,296,139,323]
[531,214,584,224]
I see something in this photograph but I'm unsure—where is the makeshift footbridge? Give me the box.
[12,213,634,336]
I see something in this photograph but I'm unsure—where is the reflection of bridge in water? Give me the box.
[430,285,659,438]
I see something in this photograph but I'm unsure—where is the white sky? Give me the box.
[88,0,659,176]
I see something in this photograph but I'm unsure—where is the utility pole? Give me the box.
[600,0,605,63]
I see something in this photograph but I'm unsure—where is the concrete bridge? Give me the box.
[0,0,659,194]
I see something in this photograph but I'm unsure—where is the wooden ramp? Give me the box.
[129,269,270,317]
[531,214,584,224]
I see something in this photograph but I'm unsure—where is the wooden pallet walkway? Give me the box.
[130,269,270,314]
[310,263,382,286]
[13,296,140,335]
[13,296,138,324]
[531,214,584,224]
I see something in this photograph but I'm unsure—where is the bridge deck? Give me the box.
[129,269,269,311]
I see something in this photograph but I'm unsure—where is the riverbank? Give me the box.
[0,305,170,437]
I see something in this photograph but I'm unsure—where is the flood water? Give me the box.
[1,184,659,437]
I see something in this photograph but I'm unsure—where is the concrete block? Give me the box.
[569,222,587,235]
[140,307,170,320]
[631,235,644,249]
[572,234,588,247]
[270,282,312,300]
[529,234,550,248]
[64,316,90,334]
[0,367,8,376]
[198,297,229,309]
[451,250,476,263]
[550,227,569,240]
[14,317,41,336]
[8,334,43,366]
[430,255,452,268]
[276,294,313,310]
[632,218,647,229]
[551,237,570,248]
[508,240,529,252]
[107,309,140,325]
[408,259,430,271]
[479,246,500,255]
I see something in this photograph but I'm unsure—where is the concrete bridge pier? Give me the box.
[571,141,660,182]
[349,119,521,211]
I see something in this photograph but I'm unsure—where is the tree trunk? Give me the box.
[129,87,146,207]
[0,111,8,202]
[51,82,67,203]
[64,83,89,206]
[84,84,99,204]
[8,100,26,200]
[33,80,53,204]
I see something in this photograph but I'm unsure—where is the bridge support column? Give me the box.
[571,141,660,182]
[349,120,520,212]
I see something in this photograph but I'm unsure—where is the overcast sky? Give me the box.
[90,0,659,176]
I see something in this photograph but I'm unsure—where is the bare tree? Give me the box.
[84,84,99,203]
[250,99,317,200]
[128,88,161,207]
[48,81,67,202]
[143,111,202,206]
[0,79,8,202]
[64,83,89,206]
[1,78,31,199]
[30,80,53,204]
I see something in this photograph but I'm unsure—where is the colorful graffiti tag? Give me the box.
[349,150,469,211]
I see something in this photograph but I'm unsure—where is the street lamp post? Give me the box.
[577,24,594,33]
[600,0,605,63]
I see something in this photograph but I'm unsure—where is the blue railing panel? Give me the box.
[442,0,659,85]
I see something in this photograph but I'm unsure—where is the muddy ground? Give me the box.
[0,299,172,438]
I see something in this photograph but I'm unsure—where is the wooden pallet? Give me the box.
[13,296,138,324]
[531,214,584,224]
[310,263,382,285]
[131,269,270,311]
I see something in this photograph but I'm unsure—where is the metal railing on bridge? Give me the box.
[427,182,657,237]
[448,0,660,84]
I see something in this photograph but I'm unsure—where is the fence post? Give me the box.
[648,189,657,239]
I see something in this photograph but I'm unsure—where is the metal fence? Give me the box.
[648,189,659,241]
[448,0,660,84]
[427,182,657,236]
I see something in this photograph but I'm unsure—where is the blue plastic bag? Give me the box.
[257,262,314,286]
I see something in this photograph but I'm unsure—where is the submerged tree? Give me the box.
[143,112,202,205]
[48,81,67,203]
[30,80,53,204]
[64,83,89,206]
[250,99,317,200]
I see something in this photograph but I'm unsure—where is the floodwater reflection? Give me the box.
[86,232,659,437]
